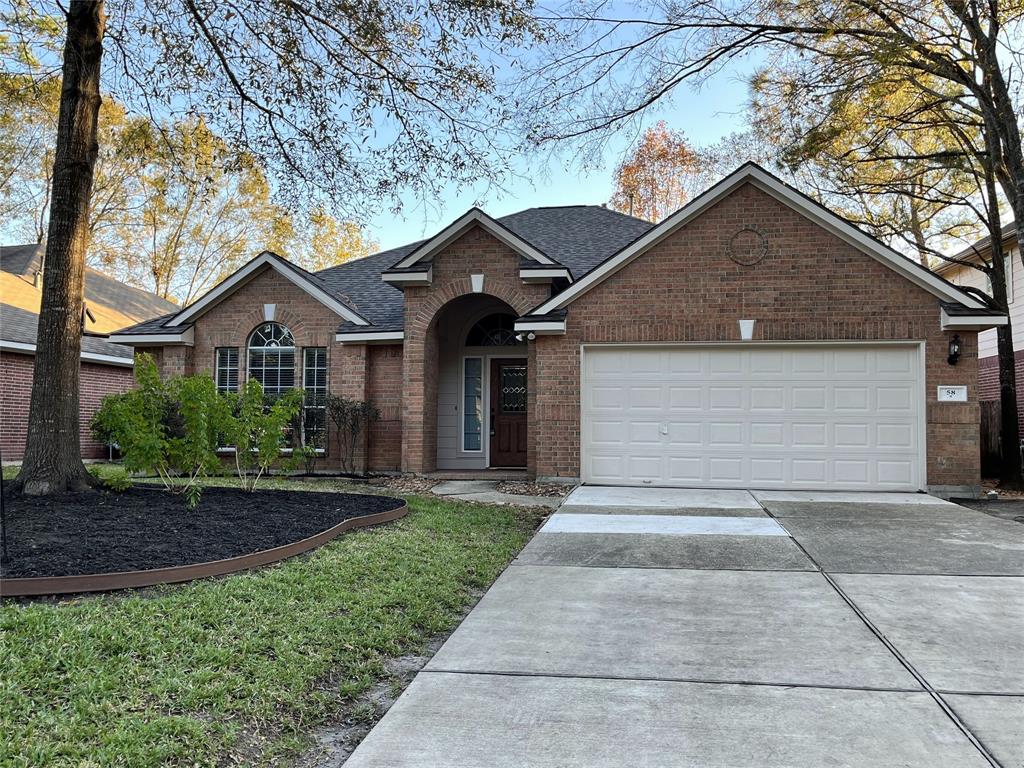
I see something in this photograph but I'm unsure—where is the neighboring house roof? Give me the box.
[0,243,178,335]
[0,303,134,366]
[936,222,1019,275]
[109,165,998,342]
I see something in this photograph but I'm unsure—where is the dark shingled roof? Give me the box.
[326,206,652,335]
[114,205,655,336]
[1,243,179,320]
[1,303,133,359]
[497,205,654,278]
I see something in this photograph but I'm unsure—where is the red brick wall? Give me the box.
[0,352,134,461]
[399,226,549,473]
[143,266,403,472]
[367,344,403,470]
[533,182,980,489]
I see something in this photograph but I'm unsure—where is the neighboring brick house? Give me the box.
[936,224,1023,429]
[111,164,1004,496]
[0,244,178,461]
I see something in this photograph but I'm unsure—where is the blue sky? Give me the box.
[364,67,755,252]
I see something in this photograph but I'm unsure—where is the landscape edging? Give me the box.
[0,501,408,598]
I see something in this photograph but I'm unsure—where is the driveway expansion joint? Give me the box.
[757,497,1005,768]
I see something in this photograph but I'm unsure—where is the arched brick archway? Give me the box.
[401,286,538,474]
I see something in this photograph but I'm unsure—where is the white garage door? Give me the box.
[581,345,924,491]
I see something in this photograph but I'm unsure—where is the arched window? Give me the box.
[465,313,521,346]
[248,322,296,396]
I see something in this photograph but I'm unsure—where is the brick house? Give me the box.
[0,244,178,461]
[936,224,1023,431]
[110,164,1004,496]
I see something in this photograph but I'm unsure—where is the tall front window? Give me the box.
[247,322,295,397]
[303,347,328,451]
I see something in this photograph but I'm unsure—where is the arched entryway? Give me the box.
[432,294,528,470]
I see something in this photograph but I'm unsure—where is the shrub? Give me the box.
[326,395,380,474]
[223,379,303,492]
[91,354,229,508]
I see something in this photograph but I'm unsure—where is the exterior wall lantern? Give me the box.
[948,334,962,366]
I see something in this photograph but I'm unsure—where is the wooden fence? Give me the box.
[980,400,1002,478]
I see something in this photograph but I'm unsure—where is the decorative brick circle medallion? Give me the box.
[727,227,769,266]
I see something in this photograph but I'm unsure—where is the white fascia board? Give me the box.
[107,327,195,346]
[940,308,1008,330]
[0,339,134,367]
[334,330,405,344]
[529,165,989,316]
[382,266,433,286]
[513,319,566,335]
[520,267,572,283]
[171,252,369,326]
[392,209,555,269]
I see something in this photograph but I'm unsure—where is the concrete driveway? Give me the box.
[344,487,1024,768]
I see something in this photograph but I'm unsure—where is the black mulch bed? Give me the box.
[0,486,404,579]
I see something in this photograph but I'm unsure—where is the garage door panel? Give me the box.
[582,345,923,491]
[669,386,702,409]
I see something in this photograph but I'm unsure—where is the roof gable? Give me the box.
[389,208,558,270]
[169,251,370,327]
[528,163,989,316]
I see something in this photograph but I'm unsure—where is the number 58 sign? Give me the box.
[937,386,968,402]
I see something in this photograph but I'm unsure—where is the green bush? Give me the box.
[91,354,230,508]
[224,379,303,492]
[95,466,133,492]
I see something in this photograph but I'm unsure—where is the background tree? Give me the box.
[610,121,701,221]
[2,0,537,494]
[748,56,1023,487]
[527,0,1024,484]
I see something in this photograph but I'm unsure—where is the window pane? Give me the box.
[500,366,527,413]
[302,347,328,451]
[215,347,238,392]
[463,357,482,451]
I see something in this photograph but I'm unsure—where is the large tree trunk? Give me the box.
[982,163,1023,488]
[15,1,106,496]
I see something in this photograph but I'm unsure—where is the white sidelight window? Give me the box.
[463,357,483,451]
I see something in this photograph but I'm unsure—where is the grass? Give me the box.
[0,477,544,767]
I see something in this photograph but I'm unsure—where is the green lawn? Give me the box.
[0,480,543,766]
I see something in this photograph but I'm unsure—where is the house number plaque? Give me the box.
[937,386,968,402]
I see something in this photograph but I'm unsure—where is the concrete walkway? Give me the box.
[430,479,562,508]
[344,487,1024,768]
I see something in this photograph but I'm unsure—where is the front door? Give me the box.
[489,358,527,467]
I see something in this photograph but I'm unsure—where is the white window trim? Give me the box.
[214,346,239,393]
[461,356,484,453]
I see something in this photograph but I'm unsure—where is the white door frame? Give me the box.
[579,340,928,490]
